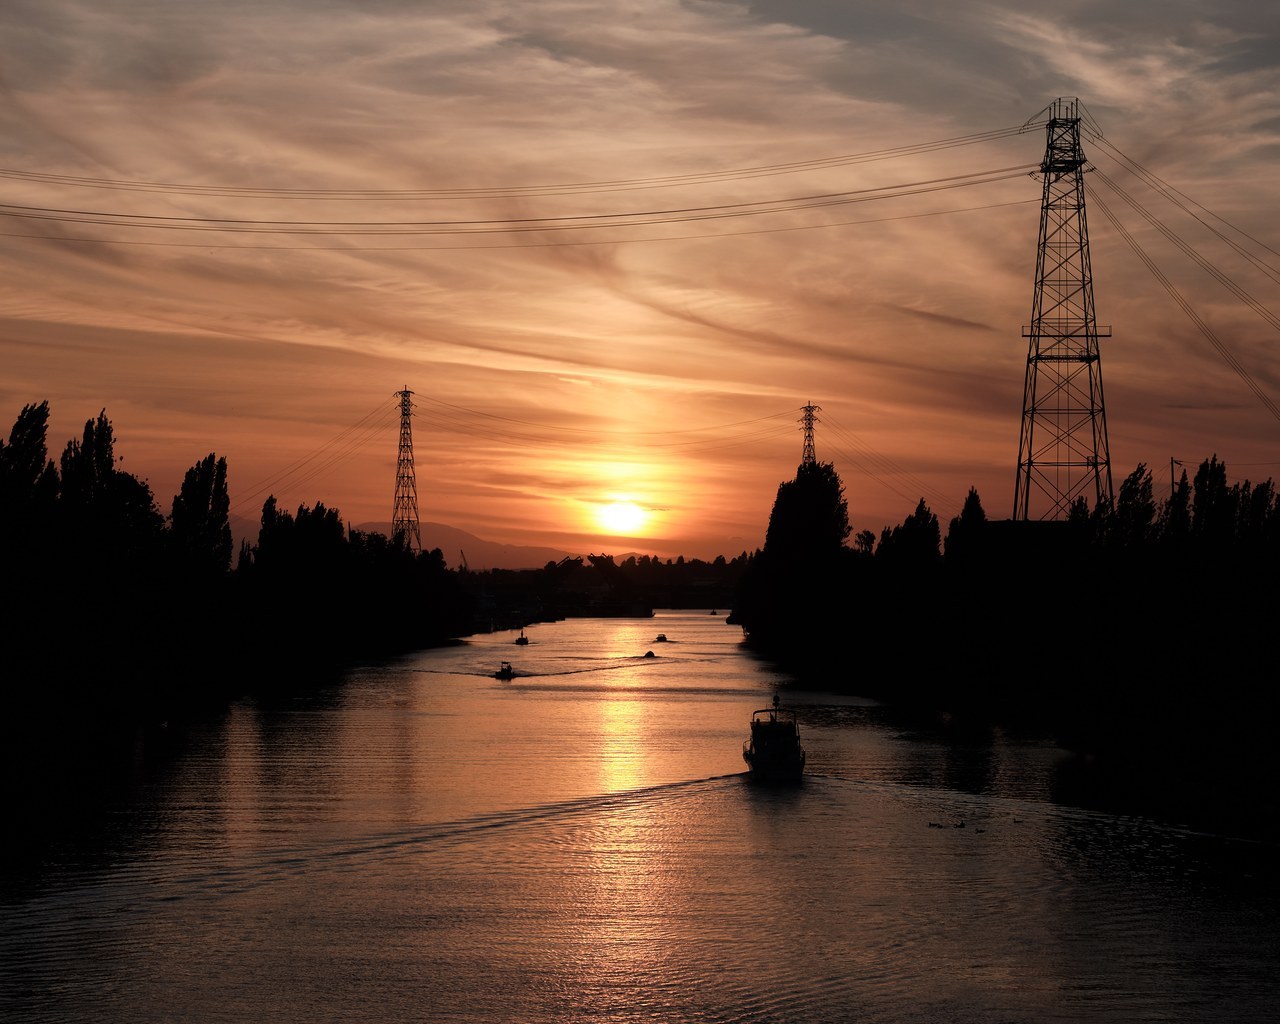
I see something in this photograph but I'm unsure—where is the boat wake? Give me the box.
[12,777,745,923]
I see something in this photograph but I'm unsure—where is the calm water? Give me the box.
[4,610,1278,1022]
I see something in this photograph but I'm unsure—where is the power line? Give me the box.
[232,400,398,513]
[1090,167,1280,334]
[0,195,1038,251]
[1086,183,1280,426]
[0,165,1036,235]
[821,412,959,521]
[1084,131,1280,276]
[0,123,1038,200]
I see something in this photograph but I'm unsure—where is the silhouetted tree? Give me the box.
[58,410,114,507]
[876,498,941,567]
[0,401,58,512]
[58,410,165,558]
[6,409,169,700]
[731,461,854,672]
[1,403,61,686]
[0,402,59,553]
[170,453,232,575]
[762,461,851,559]
[1109,464,1156,548]
[1191,455,1232,541]
[943,487,986,562]
[1238,478,1277,544]
[235,495,474,672]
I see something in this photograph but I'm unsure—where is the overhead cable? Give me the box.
[1085,183,1280,426]
[0,196,1039,251]
[1090,168,1280,335]
[0,124,1037,200]
[0,166,1036,236]
[821,411,958,520]
[232,400,398,512]
[1084,130,1280,276]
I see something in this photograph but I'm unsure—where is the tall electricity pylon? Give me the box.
[800,403,821,465]
[392,386,421,552]
[1014,97,1113,520]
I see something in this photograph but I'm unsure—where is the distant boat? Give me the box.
[514,628,529,646]
[742,694,805,784]
[495,661,517,680]
[654,633,668,642]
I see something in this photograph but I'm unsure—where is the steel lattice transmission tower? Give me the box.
[800,403,821,465]
[392,386,421,552]
[1014,97,1114,520]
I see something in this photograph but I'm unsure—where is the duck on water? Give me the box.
[742,694,806,784]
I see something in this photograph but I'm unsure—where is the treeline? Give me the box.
[733,457,1279,690]
[730,458,1280,833]
[456,552,749,630]
[0,402,473,718]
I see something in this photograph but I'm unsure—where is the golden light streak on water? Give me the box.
[597,696,647,794]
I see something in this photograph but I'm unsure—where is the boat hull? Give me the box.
[743,748,805,784]
[742,696,806,783]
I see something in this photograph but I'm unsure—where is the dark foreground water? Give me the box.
[4,610,1278,1022]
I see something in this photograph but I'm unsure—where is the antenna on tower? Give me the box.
[800,402,821,466]
[1014,97,1113,520]
[392,386,421,552]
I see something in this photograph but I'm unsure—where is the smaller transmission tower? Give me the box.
[392,387,421,552]
[800,403,821,465]
[1014,97,1114,520]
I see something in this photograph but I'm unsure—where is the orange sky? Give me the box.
[2,2,1278,562]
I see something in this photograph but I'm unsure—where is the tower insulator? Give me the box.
[800,403,821,466]
[1014,98,1114,520]
[392,386,421,552]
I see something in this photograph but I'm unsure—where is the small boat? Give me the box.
[743,694,805,784]
[654,633,668,642]
[495,661,517,680]
[514,628,529,646]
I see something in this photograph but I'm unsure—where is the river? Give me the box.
[3,610,1277,1022]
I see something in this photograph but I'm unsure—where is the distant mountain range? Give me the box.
[228,513,574,571]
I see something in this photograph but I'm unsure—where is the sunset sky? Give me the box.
[2,1,1278,562]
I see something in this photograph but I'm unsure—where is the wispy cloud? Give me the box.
[2,0,1278,557]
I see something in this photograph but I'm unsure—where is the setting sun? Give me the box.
[597,500,647,535]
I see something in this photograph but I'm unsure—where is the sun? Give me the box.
[596,500,648,535]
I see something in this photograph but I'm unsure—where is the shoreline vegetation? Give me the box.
[1,403,472,718]
[728,459,1280,843]
[3,401,1277,841]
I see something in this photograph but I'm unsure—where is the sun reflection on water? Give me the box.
[598,696,647,793]
[568,798,681,1010]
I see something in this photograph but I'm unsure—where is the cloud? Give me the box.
[2,0,1279,552]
